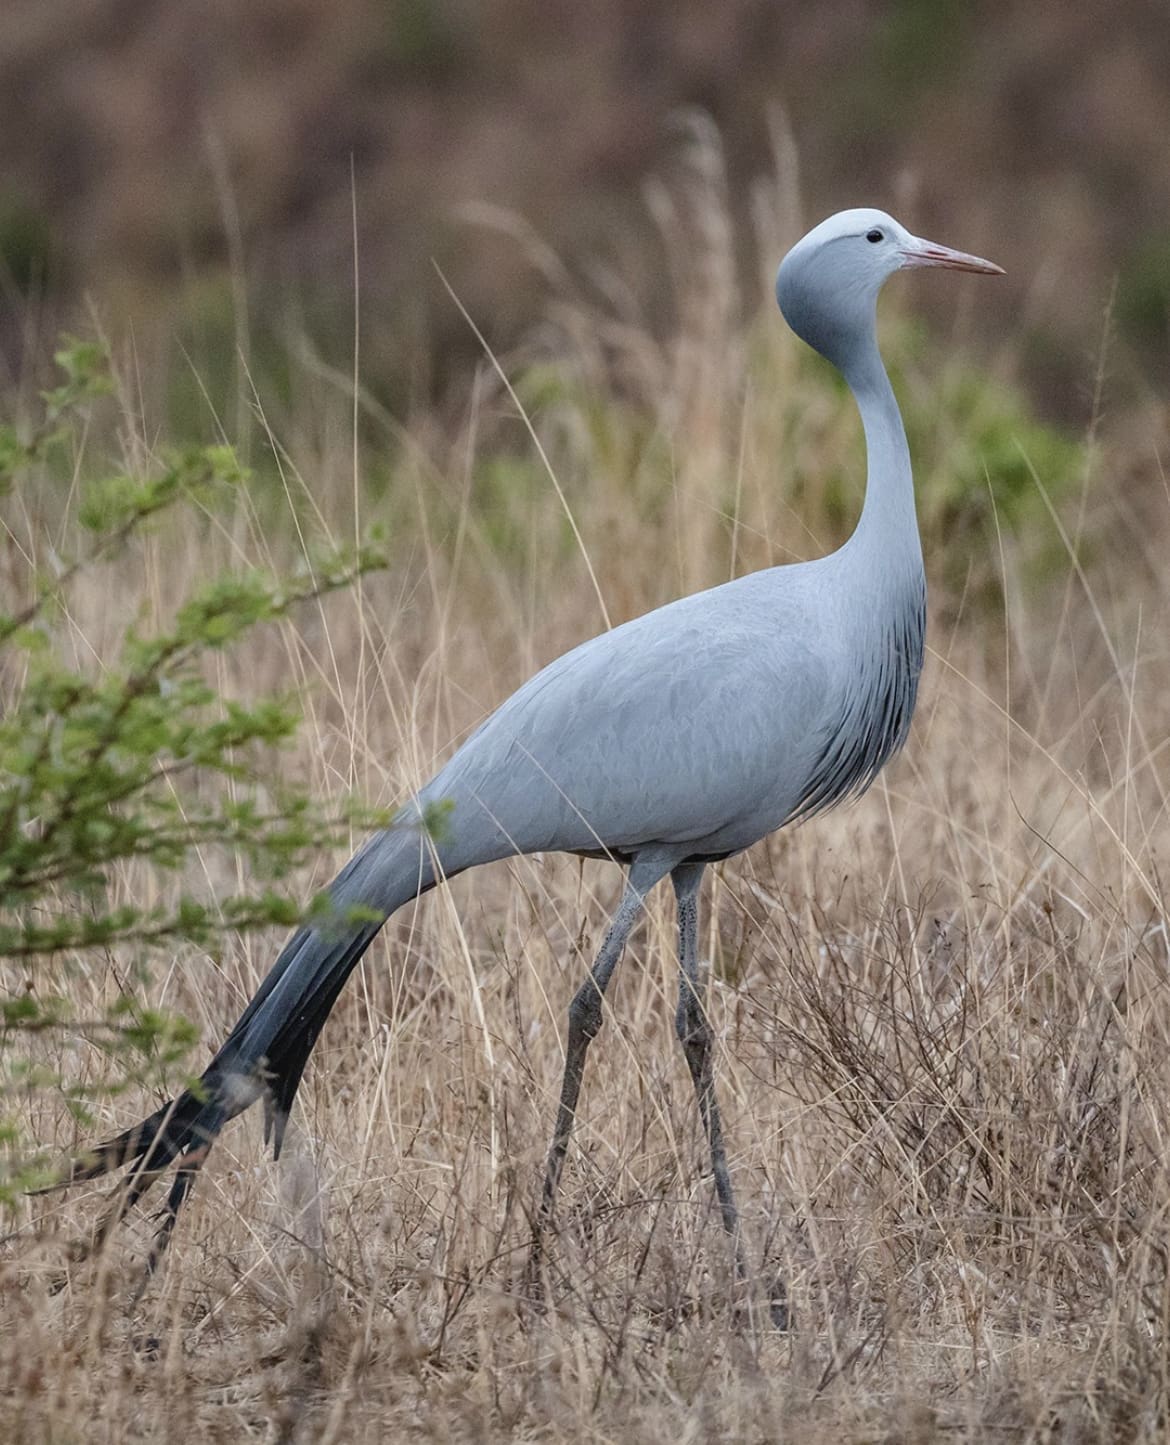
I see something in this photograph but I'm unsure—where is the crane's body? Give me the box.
[404,552,920,870]
[49,210,1002,1303]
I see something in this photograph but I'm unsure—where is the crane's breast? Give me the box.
[793,575,926,822]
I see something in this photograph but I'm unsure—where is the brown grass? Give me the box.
[4,169,1170,1442]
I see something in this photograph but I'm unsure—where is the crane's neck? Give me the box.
[841,339,923,581]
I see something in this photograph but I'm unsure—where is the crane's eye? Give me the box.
[866,228,884,243]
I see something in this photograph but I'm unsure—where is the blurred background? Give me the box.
[2,0,1169,429]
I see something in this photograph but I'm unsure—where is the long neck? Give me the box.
[840,338,923,579]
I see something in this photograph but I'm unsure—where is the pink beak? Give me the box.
[899,238,1004,275]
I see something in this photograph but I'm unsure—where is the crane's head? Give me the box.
[775,208,1002,376]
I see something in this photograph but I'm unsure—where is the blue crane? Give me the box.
[49,209,1002,1307]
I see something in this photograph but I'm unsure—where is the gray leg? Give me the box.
[527,850,674,1295]
[671,862,744,1265]
[673,863,789,1328]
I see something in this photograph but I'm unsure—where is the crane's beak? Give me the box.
[899,237,1004,275]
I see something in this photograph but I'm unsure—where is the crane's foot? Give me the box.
[766,1272,792,1331]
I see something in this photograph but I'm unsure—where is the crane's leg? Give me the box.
[671,863,743,1255]
[526,850,674,1297]
[672,863,789,1328]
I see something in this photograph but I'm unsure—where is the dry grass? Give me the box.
[5,176,1170,1442]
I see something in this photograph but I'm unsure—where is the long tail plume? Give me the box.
[39,909,386,1274]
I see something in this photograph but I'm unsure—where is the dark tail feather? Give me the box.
[34,1089,229,1278]
[40,909,387,1270]
[259,923,381,1155]
[35,1088,216,1192]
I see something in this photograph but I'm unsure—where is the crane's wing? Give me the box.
[416,567,843,868]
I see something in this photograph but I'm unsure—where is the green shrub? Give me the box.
[1117,234,1170,357]
[0,340,393,1201]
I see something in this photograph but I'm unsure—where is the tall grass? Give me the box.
[5,136,1169,1441]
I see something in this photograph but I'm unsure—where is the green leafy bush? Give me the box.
[0,341,392,1201]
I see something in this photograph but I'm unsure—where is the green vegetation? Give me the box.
[1117,233,1170,357]
[0,193,58,295]
[0,341,394,1200]
[902,345,1086,603]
